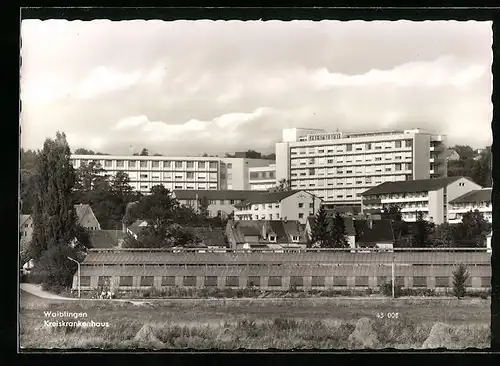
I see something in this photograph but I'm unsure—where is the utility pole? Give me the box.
[391,254,395,299]
[67,256,81,299]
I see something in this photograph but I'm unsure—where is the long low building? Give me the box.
[447,188,492,224]
[72,248,491,292]
[69,154,274,194]
[361,176,482,224]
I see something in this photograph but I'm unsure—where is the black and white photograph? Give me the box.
[19,14,494,350]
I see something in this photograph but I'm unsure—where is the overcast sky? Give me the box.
[20,20,493,155]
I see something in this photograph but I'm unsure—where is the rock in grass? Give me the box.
[133,324,165,349]
[421,323,454,349]
[347,317,379,349]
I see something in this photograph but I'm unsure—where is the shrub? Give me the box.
[142,290,150,298]
[379,282,403,297]
[29,243,84,290]
[452,264,470,299]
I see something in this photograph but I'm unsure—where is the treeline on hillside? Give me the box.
[447,145,491,187]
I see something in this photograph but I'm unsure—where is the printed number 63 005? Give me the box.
[376,312,399,319]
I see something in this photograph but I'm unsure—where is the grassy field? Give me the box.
[19,290,491,350]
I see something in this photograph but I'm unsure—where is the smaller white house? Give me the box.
[233,190,322,225]
[22,259,35,275]
[448,188,492,224]
[126,220,148,240]
[445,149,460,162]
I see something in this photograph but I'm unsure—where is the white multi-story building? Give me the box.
[69,155,274,194]
[275,127,447,207]
[361,177,482,224]
[248,164,277,191]
[447,188,492,224]
[233,190,322,225]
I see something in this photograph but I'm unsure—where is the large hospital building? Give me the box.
[69,155,274,194]
[275,127,447,208]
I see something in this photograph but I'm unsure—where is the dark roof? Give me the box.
[172,190,260,201]
[306,216,356,236]
[189,227,226,247]
[361,177,465,196]
[449,188,492,204]
[236,190,315,207]
[238,190,299,206]
[74,204,96,224]
[127,220,146,235]
[20,214,31,226]
[230,220,307,244]
[89,230,127,249]
[445,149,459,158]
[354,219,394,245]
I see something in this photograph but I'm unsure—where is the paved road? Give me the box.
[20,283,471,304]
[20,283,73,300]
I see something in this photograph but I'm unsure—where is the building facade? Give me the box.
[275,127,447,207]
[226,219,308,249]
[233,190,322,225]
[172,190,265,218]
[69,155,273,194]
[361,177,482,224]
[447,188,492,224]
[248,164,277,191]
[20,214,33,245]
[74,203,101,231]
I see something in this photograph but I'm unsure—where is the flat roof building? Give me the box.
[248,164,277,191]
[275,127,447,207]
[69,155,274,194]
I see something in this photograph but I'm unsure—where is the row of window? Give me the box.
[364,192,428,201]
[75,160,219,170]
[249,171,276,180]
[291,155,413,167]
[236,212,313,220]
[291,164,412,175]
[291,140,413,156]
[134,183,219,191]
[451,202,491,209]
[134,172,218,180]
[292,175,408,188]
[91,275,491,288]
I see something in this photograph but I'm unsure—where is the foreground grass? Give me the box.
[20,316,490,350]
[19,291,491,350]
